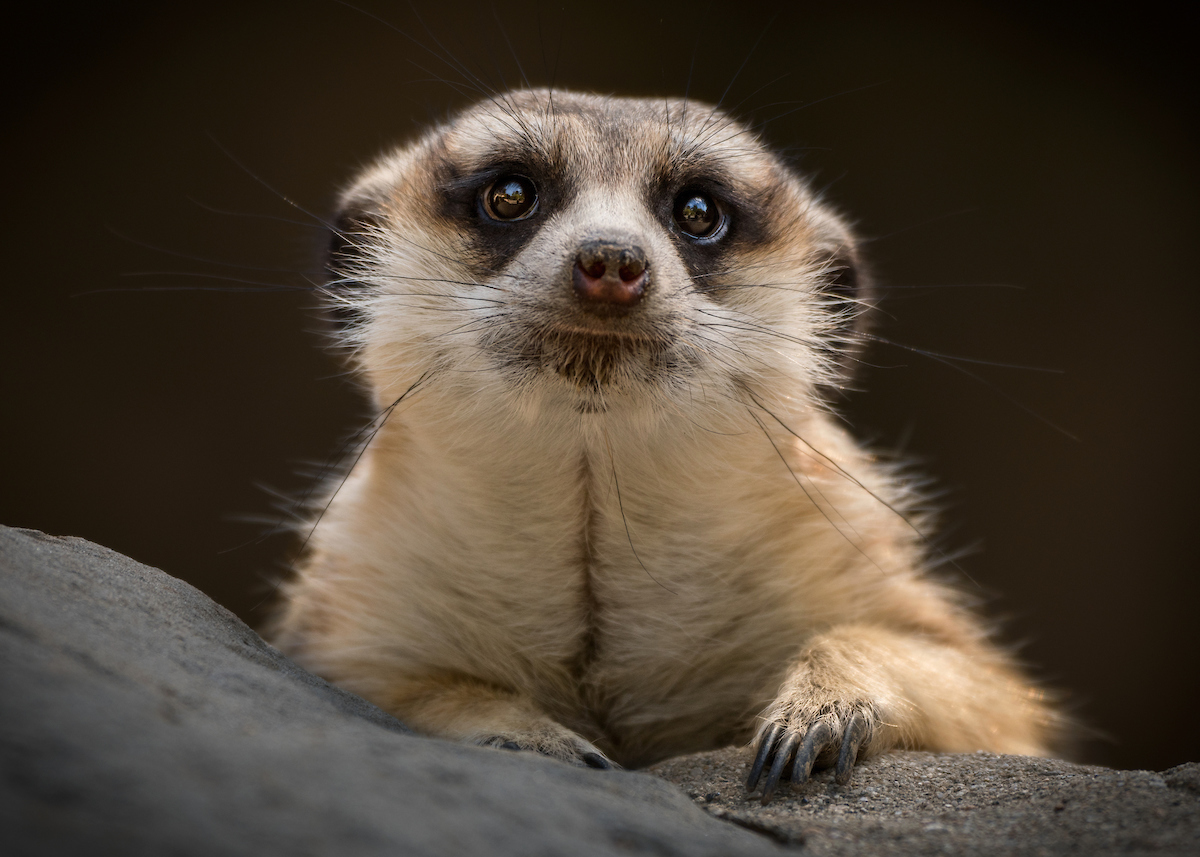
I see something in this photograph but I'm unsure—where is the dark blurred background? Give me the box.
[2,1,1196,771]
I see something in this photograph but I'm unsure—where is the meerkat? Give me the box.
[270,89,1059,802]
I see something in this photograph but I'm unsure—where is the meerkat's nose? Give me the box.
[572,240,649,316]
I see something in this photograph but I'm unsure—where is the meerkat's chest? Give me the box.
[454,453,814,694]
[355,420,845,722]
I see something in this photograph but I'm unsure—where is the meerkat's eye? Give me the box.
[482,175,539,221]
[673,191,723,239]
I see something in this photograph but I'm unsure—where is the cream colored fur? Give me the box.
[271,90,1058,772]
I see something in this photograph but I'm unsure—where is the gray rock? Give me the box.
[650,744,1200,855]
[0,526,779,857]
[2,524,1197,856]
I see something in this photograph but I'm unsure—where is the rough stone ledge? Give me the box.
[651,749,1200,856]
[2,525,1196,856]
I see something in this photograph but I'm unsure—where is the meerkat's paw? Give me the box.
[745,695,881,803]
[478,727,616,769]
[372,675,618,769]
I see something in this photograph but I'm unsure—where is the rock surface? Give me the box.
[2,524,1197,856]
[0,526,776,857]
[651,749,1200,856]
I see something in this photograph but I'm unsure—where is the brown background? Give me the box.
[2,1,1196,772]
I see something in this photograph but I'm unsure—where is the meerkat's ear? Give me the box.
[322,204,383,333]
[816,247,876,394]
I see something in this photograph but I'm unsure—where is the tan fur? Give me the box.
[270,90,1059,772]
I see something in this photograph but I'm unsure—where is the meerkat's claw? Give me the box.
[761,728,806,802]
[788,721,836,786]
[581,751,617,770]
[746,723,783,793]
[747,706,874,803]
[834,712,869,785]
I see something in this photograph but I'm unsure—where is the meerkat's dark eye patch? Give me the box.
[482,175,539,221]
[672,190,724,240]
[440,162,561,276]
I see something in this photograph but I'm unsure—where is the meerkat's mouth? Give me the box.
[539,328,659,391]
[486,320,680,394]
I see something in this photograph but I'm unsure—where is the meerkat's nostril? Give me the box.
[617,249,645,283]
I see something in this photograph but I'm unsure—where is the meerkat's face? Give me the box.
[327,90,866,416]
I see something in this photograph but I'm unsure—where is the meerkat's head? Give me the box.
[325,89,869,422]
